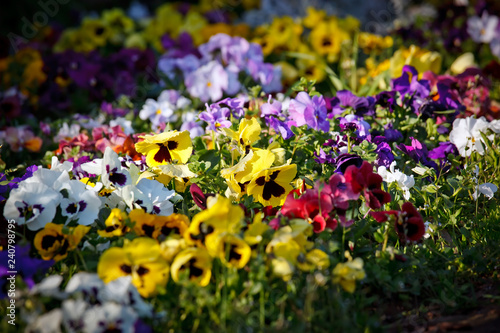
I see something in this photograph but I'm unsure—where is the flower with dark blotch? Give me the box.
[135,130,193,167]
[370,202,425,242]
[97,237,169,297]
[247,164,297,207]
[98,208,129,238]
[170,247,212,287]
[211,234,251,269]
[4,182,62,231]
[34,223,90,261]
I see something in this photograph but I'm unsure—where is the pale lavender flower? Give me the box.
[185,61,228,102]
[467,11,499,43]
[180,111,204,138]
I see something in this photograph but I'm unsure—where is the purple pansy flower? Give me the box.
[199,103,232,132]
[267,117,295,140]
[288,92,329,132]
[428,142,458,160]
[398,137,438,170]
[330,90,375,117]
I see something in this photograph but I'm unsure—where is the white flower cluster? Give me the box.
[378,161,415,200]
[3,147,179,231]
[24,273,153,333]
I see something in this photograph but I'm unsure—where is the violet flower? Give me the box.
[330,90,375,117]
[334,153,363,174]
[467,11,499,43]
[288,92,329,132]
[428,142,458,160]
[398,137,438,170]
[199,103,232,132]
[0,244,54,297]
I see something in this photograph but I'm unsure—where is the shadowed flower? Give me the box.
[170,247,212,287]
[332,258,365,293]
[34,223,90,261]
[98,208,129,237]
[211,234,251,269]
[370,202,425,242]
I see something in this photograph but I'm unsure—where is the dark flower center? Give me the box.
[142,224,155,238]
[187,258,203,278]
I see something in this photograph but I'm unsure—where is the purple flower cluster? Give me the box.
[158,33,282,103]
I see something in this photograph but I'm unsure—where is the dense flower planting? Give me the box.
[1,0,500,331]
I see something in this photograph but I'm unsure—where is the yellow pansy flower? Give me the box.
[390,45,442,78]
[302,7,326,28]
[98,208,129,238]
[310,18,349,62]
[244,212,269,246]
[185,195,244,247]
[153,213,190,240]
[297,249,330,271]
[34,223,90,261]
[210,233,251,269]
[135,130,193,167]
[221,117,261,156]
[247,164,297,207]
[154,163,197,193]
[332,257,366,293]
[171,247,212,287]
[97,237,169,297]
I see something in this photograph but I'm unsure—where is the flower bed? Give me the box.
[1,1,500,332]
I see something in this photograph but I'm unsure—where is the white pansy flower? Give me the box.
[83,302,138,333]
[139,89,183,131]
[473,183,498,200]
[54,123,80,142]
[120,178,176,215]
[62,299,88,333]
[4,182,62,231]
[101,147,132,188]
[60,180,102,225]
[449,116,493,157]
[378,161,415,200]
[25,309,62,333]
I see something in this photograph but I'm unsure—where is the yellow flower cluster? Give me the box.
[266,220,329,281]
[221,117,297,207]
[55,8,135,52]
[96,196,255,295]
[0,48,47,99]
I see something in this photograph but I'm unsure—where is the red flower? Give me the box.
[280,187,336,233]
[344,161,391,209]
[370,202,425,242]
